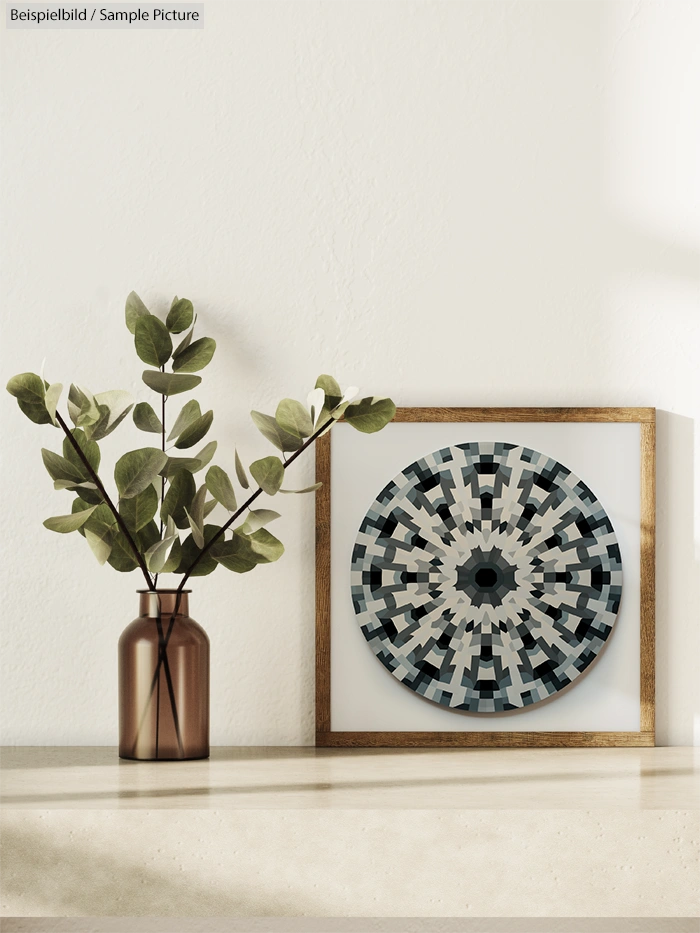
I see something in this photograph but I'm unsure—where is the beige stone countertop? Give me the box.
[1,745,698,810]
[2,748,699,919]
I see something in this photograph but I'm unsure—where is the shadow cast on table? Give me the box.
[0,748,329,771]
[0,824,317,917]
[2,767,696,806]
[1,915,700,933]
[0,746,481,770]
[0,746,651,772]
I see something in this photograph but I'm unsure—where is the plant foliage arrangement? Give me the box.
[6,292,396,595]
[7,293,395,757]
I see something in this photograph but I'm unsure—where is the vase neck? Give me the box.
[138,590,190,618]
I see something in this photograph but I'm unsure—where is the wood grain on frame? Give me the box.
[315,407,656,747]
[393,407,656,423]
[317,731,655,748]
[639,419,656,735]
[315,431,332,735]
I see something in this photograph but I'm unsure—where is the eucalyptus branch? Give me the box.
[153,369,167,589]
[143,420,334,722]
[7,291,396,761]
[181,419,330,584]
[130,596,184,758]
[153,611,184,755]
[55,411,154,590]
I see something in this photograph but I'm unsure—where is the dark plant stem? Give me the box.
[142,419,333,730]
[57,411,182,756]
[153,376,167,589]
[130,596,184,758]
[153,609,184,756]
[55,411,154,591]
[179,419,329,582]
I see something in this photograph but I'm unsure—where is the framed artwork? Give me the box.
[315,408,655,747]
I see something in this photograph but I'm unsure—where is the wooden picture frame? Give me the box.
[315,407,655,748]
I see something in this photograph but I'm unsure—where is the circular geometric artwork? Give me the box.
[350,442,623,712]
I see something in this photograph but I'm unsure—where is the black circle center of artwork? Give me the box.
[474,566,499,589]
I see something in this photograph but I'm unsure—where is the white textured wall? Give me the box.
[1,1,698,746]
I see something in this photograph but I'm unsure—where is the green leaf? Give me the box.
[63,428,100,475]
[84,502,117,533]
[315,374,342,407]
[279,482,322,494]
[52,446,98,491]
[135,315,173,367]
[115,448,168,499]
[145,530,180,573]
[84,405,111,442]
[210,533,258,574]
[133,402,163,434]
[107,531,139,572]
[6,372,52,425]
[184,485,207,548]
[167,400,201,441]
[125,291,150,334]
[275,398,314,438]
[71,497,94,536]
[235,449,249,488]
[174,410,213,450]
[192,441,217,471]
[329,401,351,422]
[7,372,45,400]
[205,465,237,511]
[44,383,63,425]
[53,479,97,493]
[84,526,113,565]
[67,384,100,428]
[160,446,214,478]
[119,484,159,533]
[172,337,216,373]
[239,509,280,533]
[75,489,104,506]
[161,468,196,528]
[250,456,284,495]
[17,396,53,425]
[160,455,202,479]
[166,298,194,334]
[250,411,302,453]
[175,524,222,576]
[43,506,97,533]
[214,526,284,567]
[173,322,196,358]
[203,498,218,518]
[142,371,201,397]
[160,537,182,573]
[42,448,84,484]
[315,375,343,425]
[138,519,161,553]
[343,396,397,433]
[184,512,203,549]
[85,391,134,441]
[307,387,325,428]
[248,527,285,563]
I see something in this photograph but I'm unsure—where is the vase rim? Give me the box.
[137,588,192,594]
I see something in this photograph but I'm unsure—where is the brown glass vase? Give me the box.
[119,590,209,761]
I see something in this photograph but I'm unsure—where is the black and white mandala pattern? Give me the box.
[351,443,623,712]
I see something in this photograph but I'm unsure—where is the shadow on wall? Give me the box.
[0,823,318,918]
[655,412,699,746]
